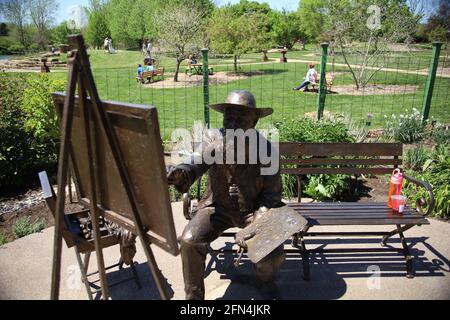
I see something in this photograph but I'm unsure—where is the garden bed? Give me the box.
[143,71,265,89]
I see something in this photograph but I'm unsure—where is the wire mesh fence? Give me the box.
[91,46,450,137]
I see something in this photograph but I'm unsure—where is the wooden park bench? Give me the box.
[137,67,165,84]
[183,142,434,280]
[279,142,434,279]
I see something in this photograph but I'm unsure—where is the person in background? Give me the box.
[145,59,154,72]
[104,37,110,53]
[137,64,144,80]
[293,63,318,92]
[146,40,152,58]
[187,54,197,71]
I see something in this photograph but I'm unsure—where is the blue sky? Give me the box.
[55,0,299,24]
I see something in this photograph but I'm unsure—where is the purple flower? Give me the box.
[367,113,373,119]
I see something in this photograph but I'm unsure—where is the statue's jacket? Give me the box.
[175,128,284,224]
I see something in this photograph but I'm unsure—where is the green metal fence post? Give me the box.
[317,43,329,120]
[201,48,210,128]
[422,42,442,124]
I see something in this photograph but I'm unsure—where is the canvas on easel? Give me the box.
[50,34,178,300]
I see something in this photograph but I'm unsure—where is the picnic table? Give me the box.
[185,64,213,76]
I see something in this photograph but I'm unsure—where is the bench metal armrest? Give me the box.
[403,173,435,216]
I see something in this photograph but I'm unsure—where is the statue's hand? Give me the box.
[167,167,189,193]
[235,231,255,249]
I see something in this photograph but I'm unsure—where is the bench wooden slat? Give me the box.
[281,167,394,175]
[280,158,402,166]
[279,143,403,157]
[302,218,427,226]
[286,202,429,226]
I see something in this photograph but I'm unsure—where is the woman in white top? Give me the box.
[293,63,318,91]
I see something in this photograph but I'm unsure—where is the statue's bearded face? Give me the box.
[223,108,257,131]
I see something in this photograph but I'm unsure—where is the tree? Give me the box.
[1,0,29,47]
[0,23,9,36]
[154,1,207,81]
[297,0,326,44]
[51,22,81,45]
[325,0,421,89]
[208,6,272,72]
[86,0,110,49]
[426,0,450,42]
[271,10,304,49]
[28,0,59,49]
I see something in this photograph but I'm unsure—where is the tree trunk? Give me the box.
[174,58,182,82]
[17,24,26,48]
[234,54,238,73]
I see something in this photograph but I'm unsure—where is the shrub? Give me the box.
[383,108,425,143]
[404,146,432,171]
[403,145,450,218]
[277,117,355,143]
[0,73,64,192]
[304,174,351,201]
[8,44,26,53]
[432,123,450,146]
[0,74,36,191]
[12,216,45,238]
[276,117,355,200]
[21,74,66,140]
[0,38,13,54]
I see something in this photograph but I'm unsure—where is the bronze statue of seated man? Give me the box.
[168,90,286,300]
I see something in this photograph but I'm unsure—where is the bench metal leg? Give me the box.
[294,226,311,281]
[300,234,310,281]
[396,224,414,279]
[381,224,413,247]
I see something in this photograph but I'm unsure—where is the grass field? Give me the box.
[5,43,450,137]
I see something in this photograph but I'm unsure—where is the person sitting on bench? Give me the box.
[145,59,154,72]
[187,54,197,71]
[293,63,318,92]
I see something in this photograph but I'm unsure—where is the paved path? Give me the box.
[1,202,449,300]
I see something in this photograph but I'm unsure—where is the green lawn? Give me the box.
[88,59,450,137]
[6,43,450,137]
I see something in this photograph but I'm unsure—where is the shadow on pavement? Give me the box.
[205,236,450,300]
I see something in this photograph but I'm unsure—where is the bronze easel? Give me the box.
[51,34,176,300]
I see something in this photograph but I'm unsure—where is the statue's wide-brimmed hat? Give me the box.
[209,90,273,118]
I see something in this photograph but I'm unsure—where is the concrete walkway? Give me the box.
[1,202,449,300]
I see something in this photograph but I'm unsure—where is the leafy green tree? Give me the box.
[1,0,29,47]
[297,0,326,44]
[51,22,81,45]
[230,0,272,16]
[0,23,9,36]
[208,5,272,72]
[325,0,421,89]
[28,0,59,49]
[425,0,450,42]
[86,0,110,49]
[154,1,208,81]
[271,10,304,49]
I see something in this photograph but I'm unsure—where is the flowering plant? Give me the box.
[383,108,426,143]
